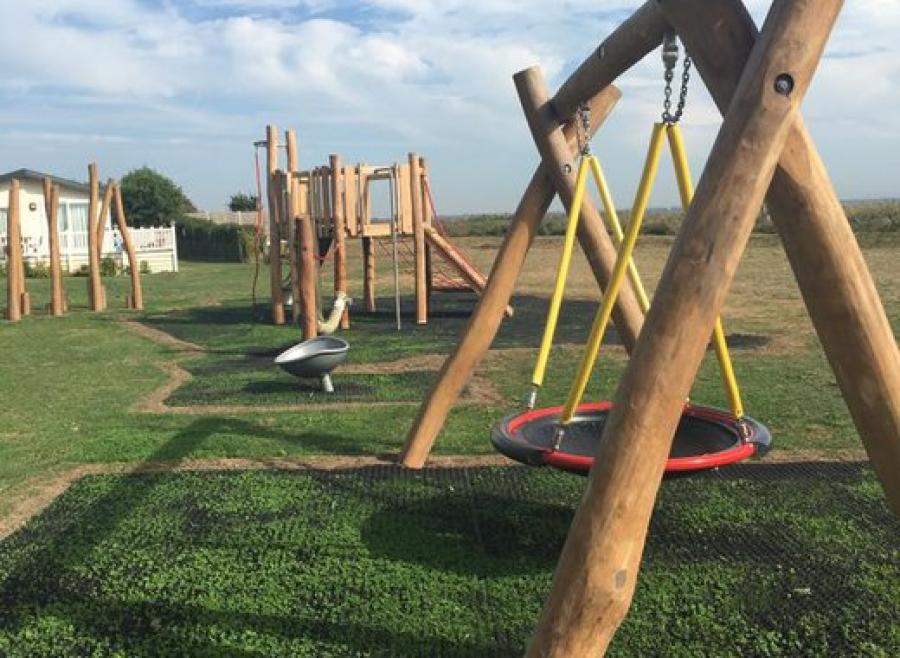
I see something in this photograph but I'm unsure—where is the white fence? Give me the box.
[2,226,178,274]
[186,211,263,229]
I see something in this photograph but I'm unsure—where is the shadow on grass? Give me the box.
[142,297,771,370]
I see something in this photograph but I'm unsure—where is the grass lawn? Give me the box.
[0,464,896,656]
[1,233,898,655]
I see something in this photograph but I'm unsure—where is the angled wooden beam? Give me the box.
[112,183,143,311]
[552,0,668,122]
[516,65,646,353]
[400,85,622,468]
[527,1,843,655]
[662,0,900,516]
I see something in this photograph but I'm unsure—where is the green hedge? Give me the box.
[176,218,256,262]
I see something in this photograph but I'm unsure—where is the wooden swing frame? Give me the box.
[399,0,899,653]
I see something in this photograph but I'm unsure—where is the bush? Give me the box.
[140,261,151,274]
[73,264,90,277]
[100,257,119,277]
[176,217,255,262]
[229,193,259,212]
[119,167,196,228]
[24,261,50,279]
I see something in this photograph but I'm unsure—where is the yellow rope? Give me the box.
[666,124,744,418]
[560,122,668,425]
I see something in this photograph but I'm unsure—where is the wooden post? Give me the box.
[527,2,842,655]
[87,163,104,311]
[43,179,65,316]
[420,157,435,309]
[663,0,900,516]
[5,179,22,322]
[551,1,667,122]
[330,154,349,329]
[295,175,318,340]
[265,125,285,325]
[410,153,428,324]
[516,66,645,353]
[96,179,114,256]
[285,129,303,326]
[112,183,143,311]
[400,86,622,468]
[363,237,376,312]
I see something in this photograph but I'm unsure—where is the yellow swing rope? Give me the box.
[556,122,746,442]
[667,123,744,419]
[528,118,651,408]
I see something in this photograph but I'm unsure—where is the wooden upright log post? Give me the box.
[420,157,435,310]
[363,237,376,312]
[329,154,349,329]
[516,66,645,352]
[527,3,842,655]
[285,129,303,326]
[113,183,143,311]
[296,175,318,340]
[663,0,900,517]
[410,153,428,324]
[43,179,65,316]
[5,179,22,322]
[87,163,104,311]
[400,86,622,468]
[266,125,285,325]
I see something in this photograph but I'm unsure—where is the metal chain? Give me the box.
[661,33,691,124]
[576,101,591,156]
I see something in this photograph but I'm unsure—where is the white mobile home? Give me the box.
[0,169,178,273]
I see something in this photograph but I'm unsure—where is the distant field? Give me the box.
[440,199,900,238]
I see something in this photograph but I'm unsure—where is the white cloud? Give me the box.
[0,0,896,211]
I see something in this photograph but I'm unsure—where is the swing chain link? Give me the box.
[662,31,691,125]
[576,101,592,156]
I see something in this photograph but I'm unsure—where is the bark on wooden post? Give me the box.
[43,179,65,316]
[96,179,114,255]
[295,175,318,340]
[285,129,303,326]
[420,157,435,310]
[400,86,621,468]
[329,154,349,329]
[410,153,428,324]
[527,3,842,655]
[112,183,143,311]
[5,179,22,322]
[266,125,285,325]
[663,0,900,517]
[363,237,376,312]
[87,163,104,311]
[516,66,645,353]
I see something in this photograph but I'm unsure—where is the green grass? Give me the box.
[0,465,896,656]
[1,234,899,655]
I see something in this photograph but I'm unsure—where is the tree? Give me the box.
[229,193,259,212]
[119,167,196,228]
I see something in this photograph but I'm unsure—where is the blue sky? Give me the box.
[1,1,898,213]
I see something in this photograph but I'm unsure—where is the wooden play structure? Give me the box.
[4,166,144,322]
[399,0,900,654]
[259,126,504,336]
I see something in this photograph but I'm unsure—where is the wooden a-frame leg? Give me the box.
[527,1,844,655]
[663,0,900,516]
[515,66,646,353]
[399,86,622,469]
